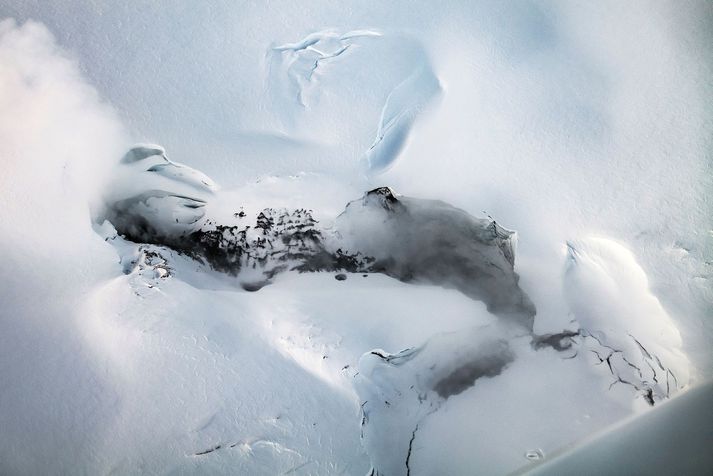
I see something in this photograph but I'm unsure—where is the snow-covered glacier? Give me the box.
[91,145,693,475]
[0,1,711,475]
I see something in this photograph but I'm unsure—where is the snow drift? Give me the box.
[0,1,710,474]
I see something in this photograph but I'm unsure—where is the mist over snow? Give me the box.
[0,1,711,475]
[0,18,129,473]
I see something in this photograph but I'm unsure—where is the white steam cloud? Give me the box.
[0,19,127,474]
[0,19,127,247]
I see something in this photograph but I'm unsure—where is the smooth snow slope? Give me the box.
[0,1,712,475]
[520,380,713,476]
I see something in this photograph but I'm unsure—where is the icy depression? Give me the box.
[0,2,711,475]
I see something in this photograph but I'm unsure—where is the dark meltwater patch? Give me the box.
[433,342,514,398]
[337,187,537,330]
[241,281,269,292]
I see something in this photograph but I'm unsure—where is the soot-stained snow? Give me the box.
[103,148,535,331]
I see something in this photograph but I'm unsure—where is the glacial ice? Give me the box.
[94,145,695,475]
[1,4,710,474]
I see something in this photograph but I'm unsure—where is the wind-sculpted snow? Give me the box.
[564,237,690,405]
[355,327,516,475]
[103,145,217,245]
[343,228,692,474]
[352,321,648,475]
[353,319,690,475]
[271,29,382,108]
[269,29,440,174]
[363,65,441,174]
[349,237,693,475]
[1,6,709,475]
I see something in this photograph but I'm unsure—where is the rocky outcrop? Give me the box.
[102,149,535,330]
[182,208,374,281]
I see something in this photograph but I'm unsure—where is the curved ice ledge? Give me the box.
[102,144,217,244]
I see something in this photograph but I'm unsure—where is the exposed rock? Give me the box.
[103,150,535,329]
[183,209,374,278]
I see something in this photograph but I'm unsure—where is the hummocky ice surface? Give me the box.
[87,145,693,475]
[1,5,711,475]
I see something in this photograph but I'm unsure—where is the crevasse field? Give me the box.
[0,1,711,475]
